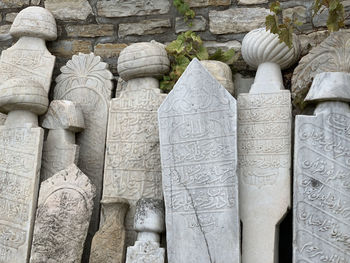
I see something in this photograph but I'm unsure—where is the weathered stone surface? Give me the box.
[30,164,95,263]
[0,25,10,35]
[185,0,231,7]
[209,8,270,34]
[0,7,56,94]
[238,0,267,4]
[44,0,93,21]
[54,53,113,256]
[40,100,84,181]
[282,6,307,24]
[94,43,128,59]
[299,30,329,56]
[118,19,171,38]
[234,73,254,96]
[292,32,350,103]
[48,40,92,58]
[0,113,6,124]
[204,40,241,55]
[293,72,350,263]
[126,198,165,263]
[104,77,165,246]
[90,198,129,263]
[4,12,17,23]
[0,0,28,8]
[175,16,206,33]
[117,42,170,81]
[97,0,170,18]
[65,24,114,38]
[158,58,240,263]
[200,60,234,95]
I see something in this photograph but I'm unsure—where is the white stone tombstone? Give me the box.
[126,198,165,263]
[293,72,350,262]
[0,7,56,263]
[30,164,95,262]
[239,28,300,263]
[40,100,85,181]
[103,42,169,245]
[158,58,240,263]
[54,52,113,250]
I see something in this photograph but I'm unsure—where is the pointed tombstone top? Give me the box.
[158,58,233,117]
[304,72,350,102]
[41,100,85,132]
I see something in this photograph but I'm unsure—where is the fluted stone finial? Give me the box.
[117,42,170,81]
[242,28,300,93]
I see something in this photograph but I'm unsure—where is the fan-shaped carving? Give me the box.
[292,31,350,106]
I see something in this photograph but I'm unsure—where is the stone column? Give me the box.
[89,198,129,263]
[0,7,56,263]
[40,100,84,181]
[102,42,169,246]
[239,28,300,263]
[293,72,350,262]
[126,198,165,263]
[158,58,240,263]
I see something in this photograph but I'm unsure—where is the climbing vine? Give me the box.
[173,0,195,23]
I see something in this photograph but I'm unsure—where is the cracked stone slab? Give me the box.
[158,58,240,263]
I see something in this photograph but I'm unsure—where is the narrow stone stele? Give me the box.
[239,28,300,263]
[102,42,169,246]
[293,72,350,262]
[89,197,129,263]
[54,52,113,254]
[0,7,56,263]
[158,58,240,263]
[40,100,85,181]
[30,164,96,263]
[126,198,165,263]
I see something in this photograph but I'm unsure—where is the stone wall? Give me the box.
[0,0,345,90]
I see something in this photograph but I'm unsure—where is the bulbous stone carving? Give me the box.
[292,31,350,105]
[10,6,57,41]
[200,60,234,95]
[89,198,129,263]
[117,42,170,81]
[242,28,300,93]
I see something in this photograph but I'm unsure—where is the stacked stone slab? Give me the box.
[293,75,350,262]
[90,197,129,263]
[30,164,95,262]
[54,52,113,254]
[239,28,300,263]
[126,198,165,263]
[158,58,240,263]
[102,42,169,246]
[40,100,85,181]
[0,7,56,263]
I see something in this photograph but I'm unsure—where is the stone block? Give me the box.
[185,0,231,7]
[118,19,171,38]
[209,8,270,34]
[97,0,170,18]
[44,0,93,21]
[4,12,18,23]
[65,24,114,38]
[238,0,268,4]
[0,0,29,8]
[94,43,128,59]
[282,6,307,24]
[175,16,206,33]
[48,40,92,58]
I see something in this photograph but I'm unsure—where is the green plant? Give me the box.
[173,0,195,23]
[160,31,235,93]
[313,0,345,32]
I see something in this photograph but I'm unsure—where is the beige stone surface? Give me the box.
[209,8,270,34]
[97,0,170,18]
[90,198,129,263]
[282,6,307,24]
[48,40,92,58]
[65,24,114,38]
[44,0,93,21]
[0,0,29,8]
[175,16,207,33]
[30,164,95,263]
[118,19,171,38]
[238,0,267,4]
[4,12,18,23]
[94,43,128,59]
[185,0,231,7]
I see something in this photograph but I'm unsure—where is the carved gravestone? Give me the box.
[103,42,169,245]
[0,7,56,263]
[40,100,84,181]
[30,164,95,262]
[293,72,350,262]
[158,58,240,263]
[54,53,113,251]
[239,28,299,263]
[126,198,165,263]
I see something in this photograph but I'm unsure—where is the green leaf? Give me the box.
[270,1,281,14]
[196,45,209,60]
[208,48,235,63]
[265,14,279,34]
[278,26,294,48]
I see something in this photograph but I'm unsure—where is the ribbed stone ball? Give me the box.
[0,78,49,115]
[242,28,300,70]
[117,42,170,81]
[10,7,57,41]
